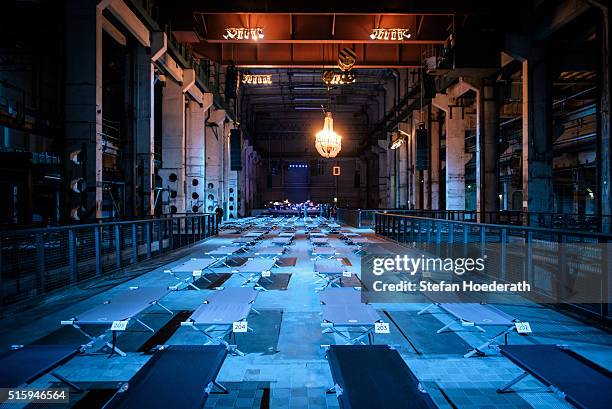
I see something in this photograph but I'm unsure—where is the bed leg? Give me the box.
[436,321,454,334]
[188,282,203,291]
[50,371,82,392]
[212,380,229,394]
[135,318,155,332]
[497,372,528,393]
[417,303,435,315]
[155,301,174,315]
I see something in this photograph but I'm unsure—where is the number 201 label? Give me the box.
[514,322,532,334]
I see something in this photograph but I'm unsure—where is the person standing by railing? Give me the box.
[215,206,224,227]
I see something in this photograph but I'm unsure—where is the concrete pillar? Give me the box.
[376,143,389,207]
[433,81,475,211]
[159,79,185,214]
[205,108,226,214]
[598,11,611,232]
[522,57,554,219]
[226,123,238,219]
[64,0,104,220]
[477,80,499,217]
[134,44,155,216]
[430,106,441,210]
[186,95,212,213]
[398,136,408,207]
[388,134,397,208]
[446,110,467,210]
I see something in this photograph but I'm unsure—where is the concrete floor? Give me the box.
[0,220,610,409]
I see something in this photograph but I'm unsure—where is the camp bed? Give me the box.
[244,231,265,238]
[205,246,242,267]
[181,288,259,356]
[311,237,330,246]
[309,232,328,238]
[232,258,277,289]
[321,303,383,345]
[346,237,371,254]
[61,287,172,356]
[314,259,350,289]
[419,302,519,358]
[271,237,292,246]
[339,232,359,240]
[103,345,228,409]
[312,246,341,260]
[0,345,82,390]
[231,237,257,246]
[325,345,437,409]
[319,287,363,306]
[278,232,295,238]
[164,258,217,290]
[496,344,612,409]
[252,246,285,258]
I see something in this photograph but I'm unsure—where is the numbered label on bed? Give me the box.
[262,271,271,278]
[342,271,352,278]
[233,321,248,333]
[374,322,390,334]
[192,270,203,278]
[111,320,128,331]
[514,322,532,334]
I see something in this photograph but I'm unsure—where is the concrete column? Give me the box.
[226,123,238,219]
[398,136,408,206]
[446,110,467,210]
[388,134,397,207]
[598,11,611,232]
[430,106,441,210]
[522,57,554,219]
[433,81,475,211]
[376,143,389,208]
[410,115,420,209]
[64,0,104,220]
[159,79,185,214]
[134,45,154,216]
[205,108,226,214]
[477,80,499,216]
[186,95,212,213]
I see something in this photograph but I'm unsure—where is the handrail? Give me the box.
[0,213,218,307]
[338,208,612,233]
[376,212,612,240]
[0,213,218,236]
[373,211,611,321]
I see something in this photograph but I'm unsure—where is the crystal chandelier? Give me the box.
[315,112,342,158]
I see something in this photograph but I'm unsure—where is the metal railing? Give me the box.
[0,214,217,307]
[338,208,414,228]
[338,208,612,232]
[374,212,612,321]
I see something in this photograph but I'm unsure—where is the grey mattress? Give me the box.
[322,304,380,326]
[75,287,169,324]
[440,303,515,326]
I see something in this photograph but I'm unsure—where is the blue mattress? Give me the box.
[500,345,612,409]
[0,345,80,388]
[327,345,437,409]
[104,345,227,409]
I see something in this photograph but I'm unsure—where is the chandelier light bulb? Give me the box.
[315,112,342,158]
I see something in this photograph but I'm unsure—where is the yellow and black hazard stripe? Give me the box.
[338,47,357,71]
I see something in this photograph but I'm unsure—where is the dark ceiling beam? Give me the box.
[195,42,424,67]
[155,0,495,20]
[531,0,592,41]
[192,13,449,43]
